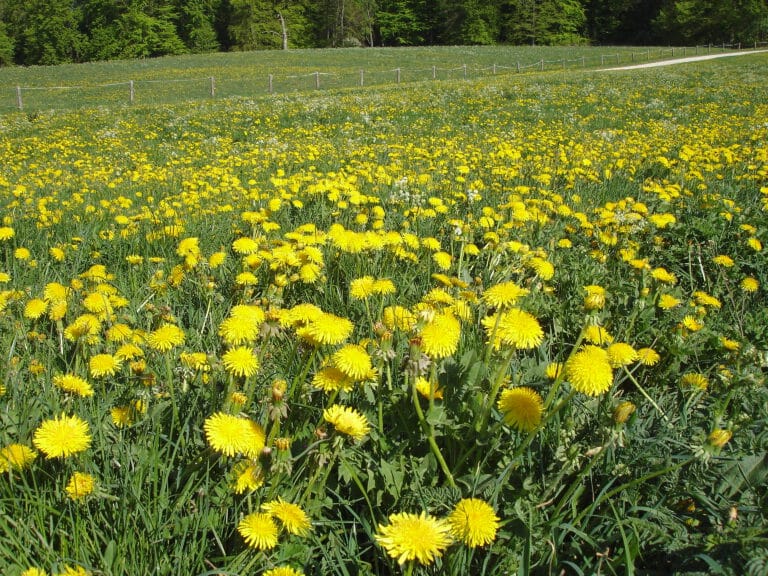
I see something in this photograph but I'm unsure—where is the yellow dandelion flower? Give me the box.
[375,511,453,565]
[680,315,704,332]
[89,353,122,378]
[636,347,661,366]
[681,372,708,390]
[712,254,734,267]
[115,343,144,361]
[235,271,259,286]
[231,461,264,494]
[707,429,732,448]
[65,472,95,501]
[606,343,638,368]
[323,404,370,440]
[740,277,759,293]
[658,293,682,310]
[312,366,354,393]
[719,336,740,352]
[482,281,529,309]
[583,285,606,310]
[651,268,677,285]
[14,247,31,260]
[232,237,260,255]
[482,308,544,351]
[33,414,92,458]
[433,251,453,271]
[0,443,37,473]
[746,237,762,251]
[545,362,563,380]
[583,324,613,345]
[180,352,209,371]
[415,376,443,400]
[420,313,461,359]
[238,512,279,550]
[497,387,543,432]
[263,567,304,576]
[332,344,373,381]
[147,323,185,352]
[262,497,312,536]
[447,498,500,548]
[105,323,133,343]
[222,346,260,379]
[693,291,721,309]
[372,278,396,295]
[613,401,636,424]
[297,313,354,346]
[0,226,15,240]
[204,412,266,457]
[382,305,417,332]
[209,251,227,268]
[528,257,554,280]
[23,298,48,320]
[53,374,94,397]
[350,276,376,299]
[21,568,47,576]
[566,346,614,396]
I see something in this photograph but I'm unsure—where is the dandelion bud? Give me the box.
[583,285,606,310]
[707,429,732,448]
[274,437,291,451]
[613,401,636,424]
[271,379,287,402]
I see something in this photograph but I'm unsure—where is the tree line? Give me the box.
[0,0,766,66]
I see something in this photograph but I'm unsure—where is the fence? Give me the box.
[6,44,760,113]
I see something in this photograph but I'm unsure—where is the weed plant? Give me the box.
[0,54,767,575]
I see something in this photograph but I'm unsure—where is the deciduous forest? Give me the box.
[0,0,766,66]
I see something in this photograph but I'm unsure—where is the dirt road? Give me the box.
[598,49,768,71]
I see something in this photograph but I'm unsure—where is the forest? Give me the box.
[0,0,766,67]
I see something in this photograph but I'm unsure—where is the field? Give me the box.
[0,48,767,575]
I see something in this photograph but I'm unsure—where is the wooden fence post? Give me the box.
[517,61,521,73]
[432,66,436,80]
[314,71,320,89]
[268,74,273,93]
[360,69,364,87]
[396,68,401,83]
[16,86,22,110]
[210,76,215,97]
[463,64,467,79]
[540,59,544,71]
[129,80,134,104]
[492,64,497,75]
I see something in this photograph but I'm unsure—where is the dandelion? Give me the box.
[209,251,227,268]
[0,443,37,473]
[53,374,94,397]
[606,343,638,368]
[636,347,661,366]
[613,401,636,424]
[740,277,759,293]
[746,237,762,251]
[432,251,452,271]
[583,285,606,310]
[415,376,443,400]
[89,353,122,378]
[232,461,264,494]
[219,311,262,346]
[147,323,186,352]
[312,366,354,393]
[566,346,614,396]
[483,308,544,351]
[583,324,613,345]
[20,568,46,576]
[332,344,373,381]
[658,293,682,310]
[528,257,554,280]
[680,315,704,332]
[323,405,370,440]
[719,336,740,352]
[262,498,312,536]
[482,281,529,308]
[712,254,735,267]
[0,226,14,240]
[297,313,354,346]
[447,498,500,548]
[707,429,732,448]
[263,567,304,576]
[383,305,416,331]
[651,267,677,284]
[375,511,453,565]
[545,362,563,380]
[33,414,92,458]
[222,346,260,379]
[497,387,543,432]
[23,298,48,320]
[681,372,708,391]
[204,412,266,457]
[238,512,279,550]
[65,472,95,501]
[232,237,260,255]
[350,276,376,299]
[420,313,461,359]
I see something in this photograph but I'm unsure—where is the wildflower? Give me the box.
[0,443,37,473]
[89,353,122,378]
[740,277,759,293]
[209,251,227,268]
[712,254,734,267]
[297,313,354,346]
[313,366,354,393]
[33,414,92,458]
[420,313,461,359]
[486,308,544,350]
[693,291,721,309]
[583,285,606,310]
[222,346,260,379]
[383,305,417,331]
[719,336,740,352]
[746,237,762,251]
[415,376,443,400]
[332,344,373,381]
[447,498,500,548]
[232,237,260,255]
[232,461,264,494]
[482,281,529,309]
[23,298,48,320]
[545,362,563,380]
[238,512,279,550]
[0,226,14,240]
[14,247,31,260]
[613,401,636,424]
[680,315,704,332]
[651,268,677,284]
[636,347,661,366]
[497,387,543,432]
[375,511,453,565]
[681,373,708,391]
[606,343,638,368]
[583,324,613,345]
[147,323,186,352]
[204,412,265,458]
[658,294,682,310]
[263,567,304,576]
[323,405,370,440]
[20,568,46,576]
[219,305,265,345]
[566,346,614,396]
[65,472,95,501]
[262,498,312,536]
[53,374,94,397]
[433,251,453,271]
[707,429,732,448]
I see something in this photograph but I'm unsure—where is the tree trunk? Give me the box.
[277,10,288,50]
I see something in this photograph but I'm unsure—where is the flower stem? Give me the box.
[411,374,456,488]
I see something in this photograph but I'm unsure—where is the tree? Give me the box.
[654,0,768,44]
[176,0,221,53]
[375,0,425,45]
[229,0,312,49]
[0,21,14,65]
[2,0,85,64]
[501,0,586,45]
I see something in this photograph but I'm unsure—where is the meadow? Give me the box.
[0,49,767,575]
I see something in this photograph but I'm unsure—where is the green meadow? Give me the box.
[0,48,767,575]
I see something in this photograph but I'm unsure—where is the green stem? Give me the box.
[289,347,319,402]
[411,374,456,488]
[621,365,668,422]
[476,346,516,435]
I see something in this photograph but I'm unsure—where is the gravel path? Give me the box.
[598,49,768,71]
